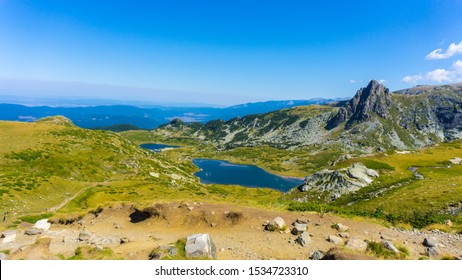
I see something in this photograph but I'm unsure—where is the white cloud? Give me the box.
[378,79,386,84]
[425,68,452,82]
[425,41,462,60]
[403,60,462,84]
[349,79,357,83]
[402,75,423,84]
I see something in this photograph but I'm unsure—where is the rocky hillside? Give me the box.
[155,81,462,153]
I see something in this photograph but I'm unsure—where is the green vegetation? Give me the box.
[366,241,409,259]
[19,213,54,223]
[67,246,116,260]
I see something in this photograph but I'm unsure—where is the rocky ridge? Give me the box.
[297,163,379,200]
[155,80,462,153]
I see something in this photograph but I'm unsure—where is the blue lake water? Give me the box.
[192,158,304,192]
[140,143,180,152]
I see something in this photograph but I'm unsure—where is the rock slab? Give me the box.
[296,232,311,246]
[185,233,216,259]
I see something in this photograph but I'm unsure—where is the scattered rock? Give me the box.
[338,232,350,238]
[265,217,286,231]
[423,237,437,248]
[335,223,350,232]
[328,235,344,245]
[273,217,286,229]
[1,230,16,244]
[149,245,178,260]
[382,241,399,253]
[0,252,7,260]
[445,220,453,227]
[449,158,462,164]
[291,223,307,235]
[33,219,51,231]
[346,238,368,251]
[296,232,311,246]
[187,207,194,211]
[296,219,309,224]
[185,233,216,259]
[310,250,324,260]
[426,247,439,258]
[210,223,217,228]
[25,228,43,235]
[120,237,130,244]
[78,230,92,242]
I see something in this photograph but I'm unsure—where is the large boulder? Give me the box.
[185,234,216,259]
[298,163,379,199]
[295,232,311,246]
[423,237,437,248]
[33,219,51,231]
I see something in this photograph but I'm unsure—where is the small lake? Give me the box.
[192,158,304,192]
[140,143,180,152]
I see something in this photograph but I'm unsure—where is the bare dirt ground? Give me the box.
[2,201,462,260]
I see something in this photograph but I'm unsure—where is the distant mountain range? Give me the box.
[0,98,341,130]
[156,81,462,152]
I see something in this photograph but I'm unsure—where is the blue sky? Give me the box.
[1,0,462,106]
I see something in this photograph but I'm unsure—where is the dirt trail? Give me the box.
[2,202,462,260]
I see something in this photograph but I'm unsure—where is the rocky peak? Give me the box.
[325,80,392,130]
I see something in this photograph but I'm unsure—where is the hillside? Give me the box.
[0,99,339,130]
[155,81,462,153]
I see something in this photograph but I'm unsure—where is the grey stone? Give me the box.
[328,235,344,245]
[426,247,439,258]
[291,223,307,235]
[265,217,286,231]
[382,241,399,253]
[273,217,286,229]
[185,233,216,259]
[0,252,7,260]
[120,237,130,244]
[339,232,350,238]
[149,245,178,260]
[346,238,368,251]
[423,237,437,248]
[336,223,350,232]
[25,228,43,235]
[311,250,324,260]
[78,230,92,241]
[296,231,311,246]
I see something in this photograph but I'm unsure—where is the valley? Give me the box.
[1,81,462,260]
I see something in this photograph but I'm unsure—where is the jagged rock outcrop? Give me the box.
[326,80,392,130]
[155,80,462,153]
[298,163,378,199]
